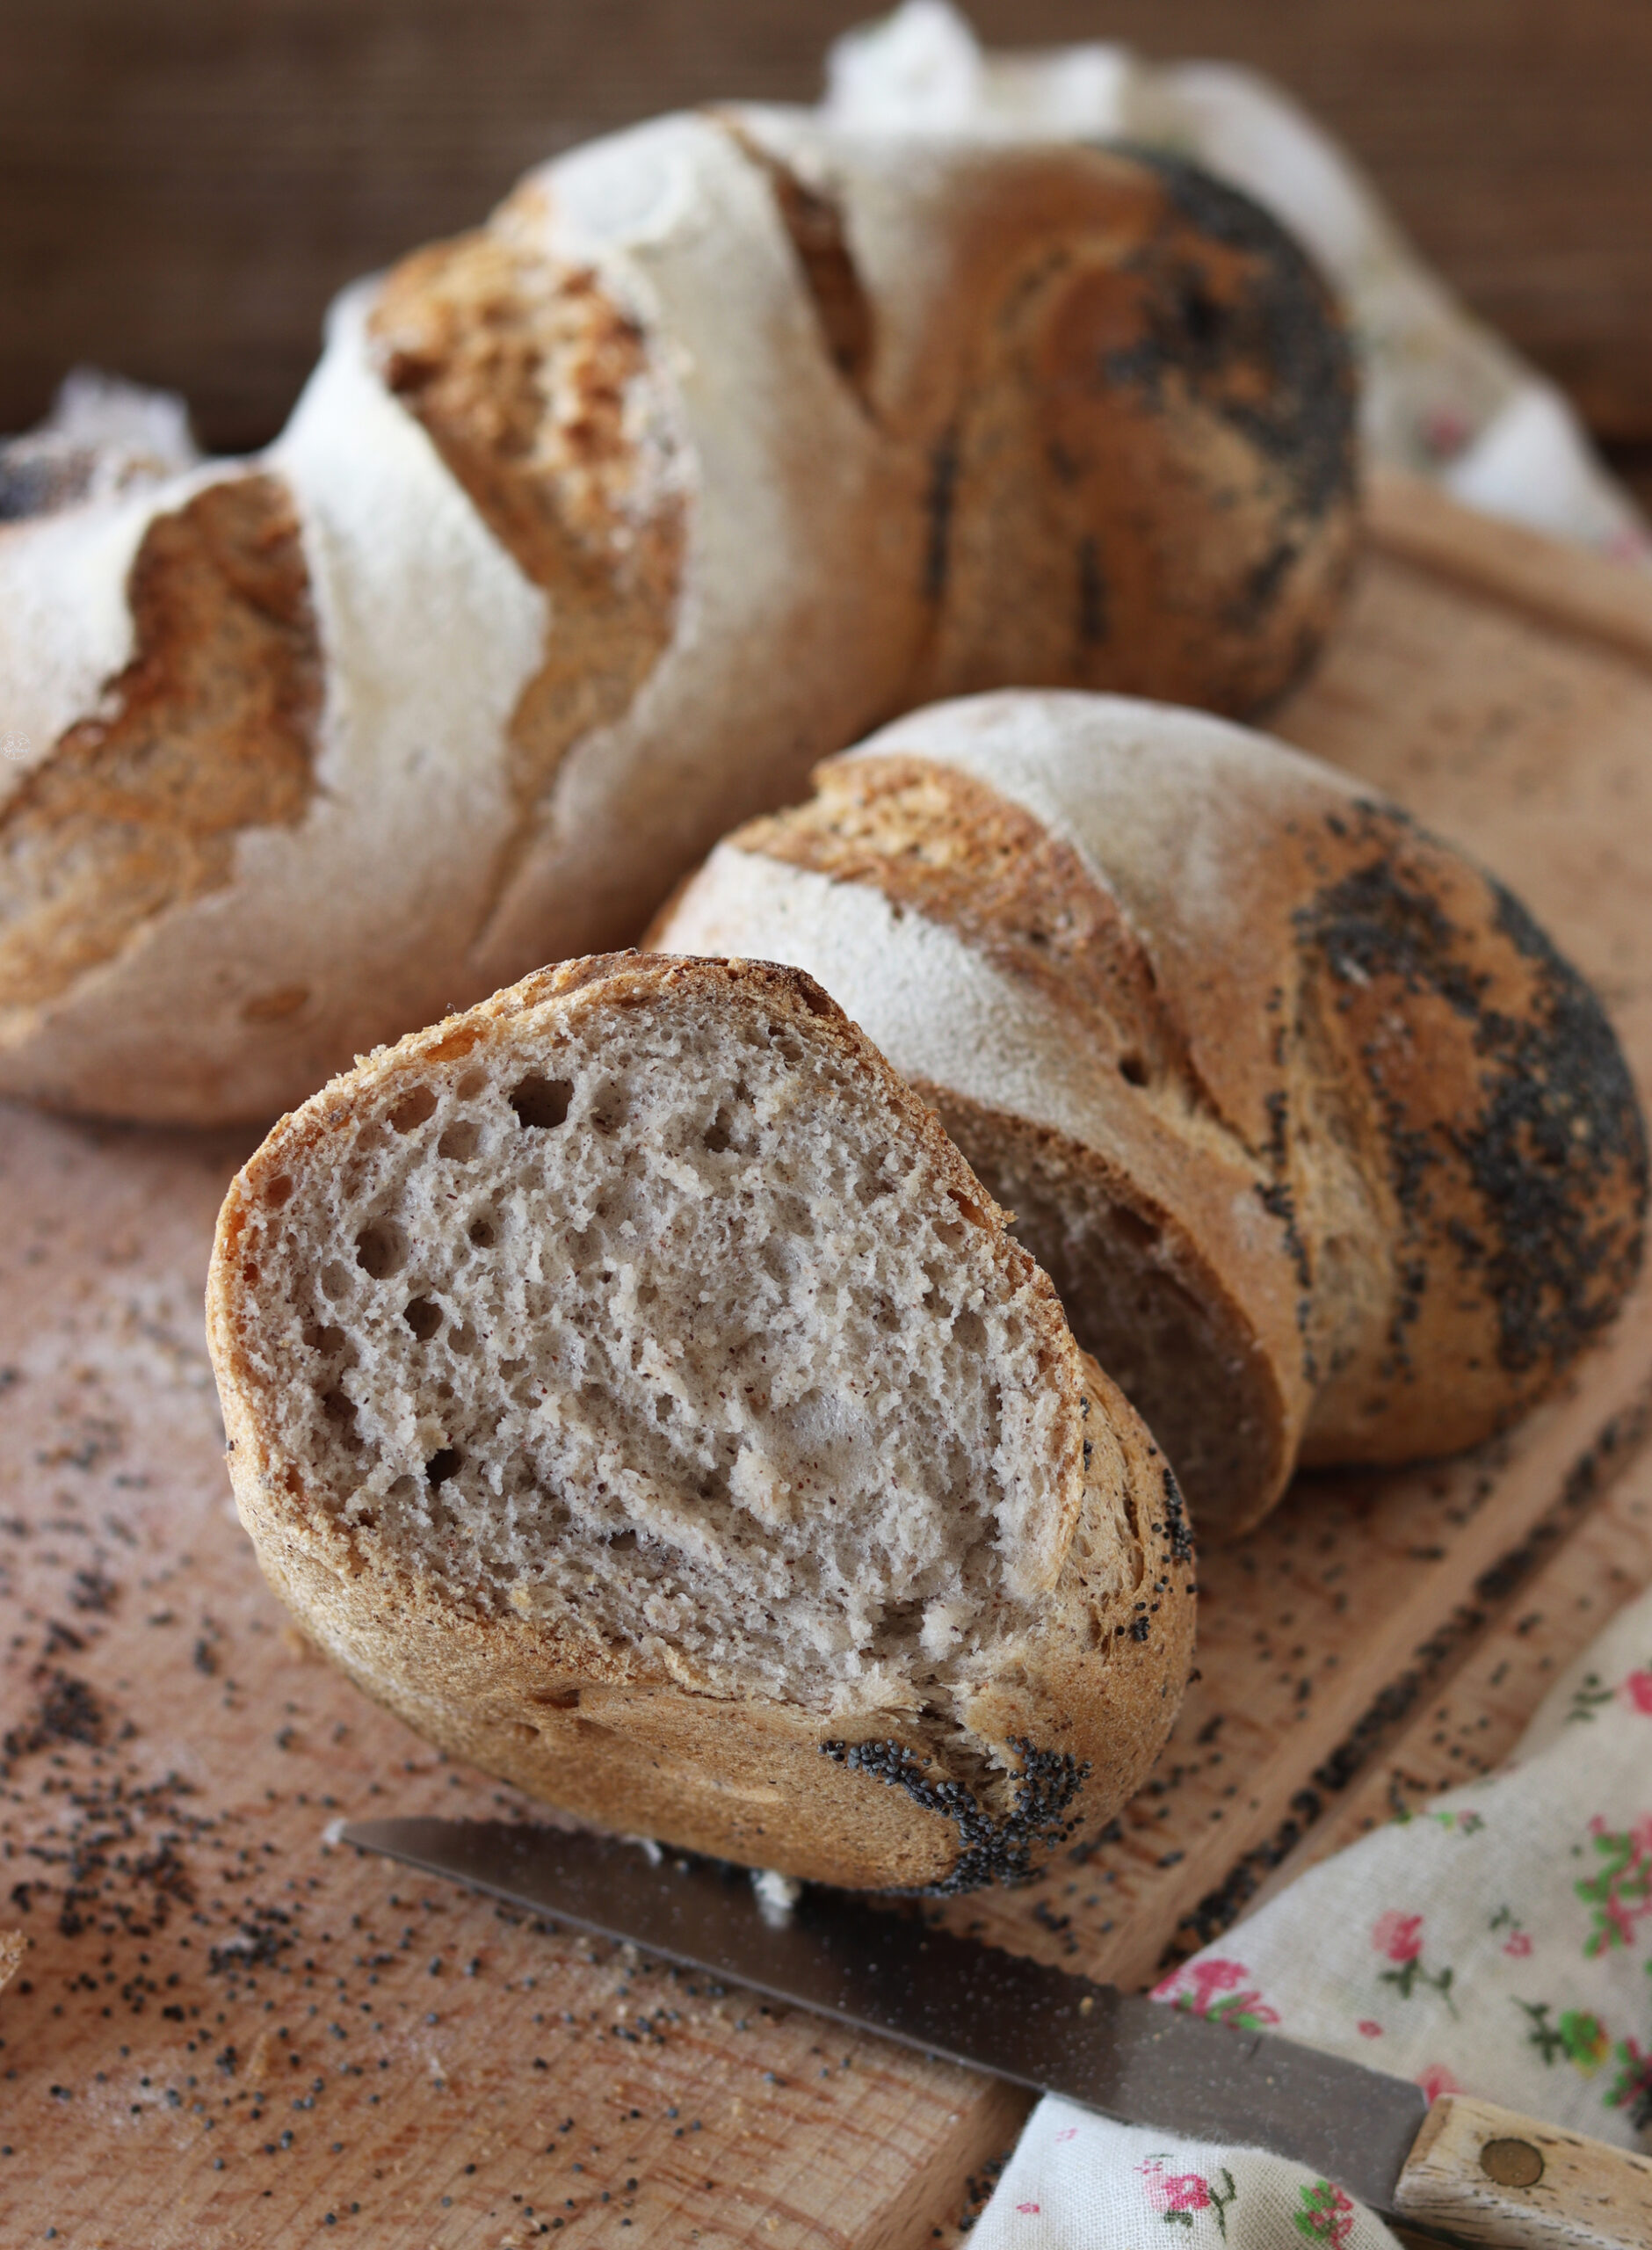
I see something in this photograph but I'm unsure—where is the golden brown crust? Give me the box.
[368,217,685,820]
[0,472,319,1014]
[208,953,1194,1891]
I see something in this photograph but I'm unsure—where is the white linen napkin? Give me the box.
[973,1584,1652,2247]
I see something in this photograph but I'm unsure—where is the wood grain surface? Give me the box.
[4,477,1652,2245]
[2,2,1651,451]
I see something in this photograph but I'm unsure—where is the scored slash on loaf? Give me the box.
[654,690,1649,1535]
[0,112,1354,1124]
[207,954,1196,1892]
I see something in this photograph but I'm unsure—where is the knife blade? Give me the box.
[342,1815,1420,2214]
[343,1818,1652,2249]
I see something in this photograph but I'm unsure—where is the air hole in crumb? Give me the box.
[355,1223,409,1280]
[1119,1053,1149,1087]
[264,1174,294,1208]
[387,1476,417,1502]
[953,1310,987,1355]
[456,1068,488,1098]
[322,1390,359,1439]
[448,1323,479,1356]
[438,1119,480,1161]
[704,1107,733,1154]
[467,1217,496,1250]
[320,1260,351,1301]
[589,1085,627,1135]
[531,1687,581,1711]
[403,1297,443,1341]
[388,1085,438,1133]
[511,1076,573,1130]
[426,1448,462,1487]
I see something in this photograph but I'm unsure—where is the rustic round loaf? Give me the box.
[0,110,1355,1124]
[206,953,1197,1891]
[655,691,1648,1535]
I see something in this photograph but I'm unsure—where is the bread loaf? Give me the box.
[0,112,1355,1124]
[206,953,1196,1891]
[655,691,1648,1535]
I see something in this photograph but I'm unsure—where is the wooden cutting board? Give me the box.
[4,470,1652,2250]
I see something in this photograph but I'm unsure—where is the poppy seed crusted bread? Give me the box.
[206,954,1196,1891]
[655,692,1648,1536]
[1,110,1353,1124]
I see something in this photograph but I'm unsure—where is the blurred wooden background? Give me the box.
[3,0,1651,487]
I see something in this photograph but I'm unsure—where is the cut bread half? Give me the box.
[207,953,1195,1891]
[655,693,1648,1537]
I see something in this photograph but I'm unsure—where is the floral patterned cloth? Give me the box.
[970,1583,1652,2247]
[823,2,1652,564]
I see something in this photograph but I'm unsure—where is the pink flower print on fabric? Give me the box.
[1625,1669,1652,1716]
[1139,2157,1237,2239]
[1577,1815,1652,1956]
[1293,2179,1356,2247]
[1373,1912,1423,1963]
[1151,1957,1280,2033]
[1372,1912,1456,2012]
[1418,2065,1463,2102]
[1357,2020,1383,2038]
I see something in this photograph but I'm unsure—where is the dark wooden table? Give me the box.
[4,0,1651,485]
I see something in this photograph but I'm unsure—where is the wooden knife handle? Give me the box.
[1392,2094,1652,2249]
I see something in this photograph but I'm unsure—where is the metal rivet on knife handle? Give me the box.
[1394,2092,1652,2249]
[1482,2138,1544,2189]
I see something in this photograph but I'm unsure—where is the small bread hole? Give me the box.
[467,1216,496,1250]
[530,1686,581,1711]
[589,1084,627,1135]
[355,1223,409,1280]
[1119,1053,1149,1087]
[426,1448,463,1487]
[456,1068,488,1098]
[388,1085,438,1133]
[321,1389,359,1441]
[448,1322,479,1356]
[320,1260,351,1301]
[438,1119,481,1161]
[387,1475,417,1502]
[511,1075,573,1130]
[403,1297,443,1341]
[704,1107,733,1154]
[264,1174,294,1208]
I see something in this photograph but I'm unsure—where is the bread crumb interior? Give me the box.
[239,981,1105,1719]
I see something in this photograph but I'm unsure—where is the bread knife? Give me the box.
[343,1816,1652,2250]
